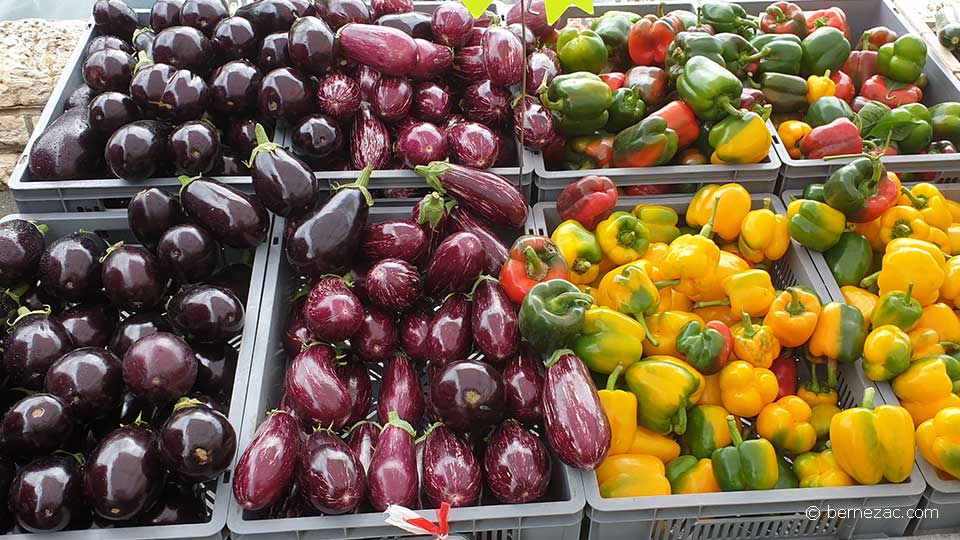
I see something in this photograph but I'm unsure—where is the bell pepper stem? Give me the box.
[693,299,731,309]
[786,287,806,316]
[674,406,688,436]
[572,258,593,276]
[720,99,744,119]
[545,292,595,315]
[942,341,960,351]
[739,310,756,339]
[899,187,929,209]
[903,282,915,304]
[636,315,660,347]
[746,75,761,90]
[766,5,787,22]
[606,364,624,391]
[618,229,637,248]
[699,197,722,238]
[861,387,876,410]
[726,415,743,447]
[740,48,770,64]
[761,198,771,211]
[523,246,549,281]
[860,271,880,289]
[826,359,838,390]
[538,86,562,111]
[655,279,680,288]
[807,363,821,393]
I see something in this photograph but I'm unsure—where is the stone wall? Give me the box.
[0,18,87,188]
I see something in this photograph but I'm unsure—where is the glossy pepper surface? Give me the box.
[941,259,960,309]
[625,356,704,435]
[676,320,733,375]
[860,75,923,108]
[697,270,776,319]
[711,416,779,491]
[778,120,812,159]
[824,233,872,288]
[633,204,680,244]
[551,220,602,285]
[595,212,651,264]
[730,311,781,368]
[859,26,898,51]
[798,364,839,407]
[596,262,660,341]
[931,102,960,146]
[649,100,700,149]
[763,287,821,348]
[598,365,637,456]
[518,279,594,353]
[686,184,751,243]
[630,425,681,463]
[799,118,863,159]
[805,96,854,128]
[574,306,647,374]
[676,56,742,122]
[843,50,880,91]
[806,71,836,104]
[868,239,946,307]
[596,454,671,498]
[909,327,950,359]
[665,31,727,80]
[719,360,778,417]
[556,27,609,74]
[823,156,900,223]
[871,283,922,331]
[899,183,952,231]
[877,34,927,84]
[830,387,915,484]
[793,449,855,487]
[770,353,798,399]
[699,1,758,34]
[916,407,960,479]
[612,116,679,168]
[715,33,768,79]
[760,2,806,38]
[807,302,867,364]
[867,104,933,154]
[624,66,669,107]
[540,73,613,136]
[660,203,721,284]
[893,355,960,426]
[830,70,856,104]
[919,304,960,343]
[878,204,931,243]
[556,175,617,230]
[863,325,912,381]
[592,13,636,61]
[805,7,850,40]
[500,235,570,305]
[752,34,803,76]
[667,456,721,494]
[752,72,807,113]
[644,311,704,357]
[605,87,646,133]
[802,27,851,76]
[787,199,846,252]
[709,105,773,165]
[841,286,879,327]
[565,134,616,170]
[738,198,789,263]
[627,17,678,67]
[681,404,737,459]
[757,395,817,455]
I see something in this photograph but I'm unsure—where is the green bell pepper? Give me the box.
[605,87,646,132]
[682,405,735,459]
[556,27,608,74]
[699,1,759,35]
[752,72,807,113]
[802,27,852,76]
[540,73,613,137]
[805,96,855,128]
[564,133,615,169]
[802,183,826,203]
[877,34,927,84]
[822,156,900,222]
[867,103,933,154]
[665,31,727,80]
[676,320,732,375]
[872,283,923,331]
[676,56,743,121]
[712,416,779,490]
[625,356,703,435]
[930,102,960,146]
[574,306,647,374]
[612,116,679,167]
[787,199,846,252]
[591,13,634,60]
[824,232,873,287]
[775,454,800,489]
[518,279,595,354]
[751,33,803,75]
[715,32,768,78]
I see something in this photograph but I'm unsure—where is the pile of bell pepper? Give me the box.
[511,177,918,497]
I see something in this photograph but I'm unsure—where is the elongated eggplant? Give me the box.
[424,293,471,366]
[315,0,370,30]
[159,400,236,482]
[3,309,75,389]
[346,420,379,474]
[411,192,450,265]
[298,429,366,514]
[367,411,418,510]
[481,27,522,87]
[0,220,45,287]
[233,410,300,511]
[377,352,424,425]
[525,49,560,94]
[410,39,453,81]
[399,304,431,362]
[452,46,486,83]
[421,424,480,507]
[413,82,451,124]
[366,258,421,313]
[484,420,550,503]
[361,220,425,263]
[316,73,361,119]
[503,345,544,424]
[302,276,363,341]
[446,121,500,169]
[461,80,510,128]
[101,244,167,311]
[285,344,352,430]
[543,350,610,471]
[337,24,418,77]
[286,168,372,277]
[167,285,245,343]
[429,359,503,432]
[471,278,518,364]
[506,0,555,38]
[352,308,398,362]
[448,207,508,275]
[249,124,320,218]
[350,104,391,169]
[423,232,484,297]
[84,424,166,520]
[180,175,269,249]
[288,16,336,77]
[514,96,557,150]
[235,0,298,37]
[28,107,104,181]
[336,362,372,425]
[431,2,473,47]
[416,161,527,230]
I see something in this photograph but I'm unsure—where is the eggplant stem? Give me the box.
[173,397,204,412]
[385,411,416,437]
[544,348,575,368]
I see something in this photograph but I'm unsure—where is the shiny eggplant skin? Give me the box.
[209,263,252,304]
[361,219,425,263]
[138,482,208,525]
[337,23,418,77]
[109,311,170,357]
[291,114,344,159]
[44,347,124,421]
[421,424,481,507]
[413,81,452,124]
[0,219,45,287]
[122,332,198,404]
[159,403,237,482]
[82,48,135,93]
[232,410,300,511]
[399,304,431,362]
[446,120,499,169]
[352,307,398,362]
[302,276,363,341]
[514,96,557,150]
[470,278,519,364]
[180,176,269,249]
[94,0,139,38]
[377,352,424,425]
[257,32,290,71]
[128,188,186,250]
[315,0,371,30]
[0,394,74,457]
[9,454,83,532]
[410,39,453,80]
[506,0,556,37]
[452,45,487,83]
[251,132,320,218]
[502,345,544,424]
[422,231,484,297]
[525,49,560,94]
[346,421,379,474]
[448,207,508,275]
[283,297,314,358]
[3,313,75,389]
[288,16,337,76]
[65,85,97,111]
[336,362,372,425]
[101,245,167,311]
[423,293,472,367]
[371,76,413,123]
[212,17,258,60]
[484,420,551,503]
[157,223,221,284]
[153,26,214,75]
[418,161,528,230]
[84,424,166,521]
[105,120,172,180]
[431,2,473,47]
[429,359,503,433]
[193,343,238,401]
[285,344,352,430]
[297,430,366,514]
[168,284,245,343]
[355,64,381,101]
[350,103,391,169]
[88,91,140,134]
[316,74,361,120]
[169,120,221,175]
[210,60,263,114]
[367,413,418,511]
[366,258,421,313]
[258,67,316,121]
[129,63,176,116]
[235,0,299,37]
[162,69,212,123]
[481,27,523,86]
[543,351,610,471]
[181,0,229,37]
[396,121,448,168]
[460,79,511,128]
[28,107,104,181]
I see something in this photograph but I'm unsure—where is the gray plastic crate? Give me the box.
[0,210,273,540]
[752,0,960,191]
[226,205,585,540]
[533,194,925,540]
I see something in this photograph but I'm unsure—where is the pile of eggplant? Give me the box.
[0,180,263,532]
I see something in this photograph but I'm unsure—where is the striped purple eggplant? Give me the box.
[302,276,364,342]
[413,82,452,124]
[347,421,380,474]
[367,412,418,510]
[506,0,556,38]
[336,362,372,425]
[502,345,544,424]
[297,430,366,514]
[316,73,362,119]
[355,64,380,101]
[410,39,453,81]
[429,359,503,433]
[514,96,557,151]
[447,207,508,275]
[352,308,398,362]
[424,294,472,367]
[461,80,510,128]
[338,23,418,77]
[377,352,424,425]
[361,220,426,263]
[233,410,300,511]
[447,121,500,170]
[415,162,528,230]
[471,278,519,364]
[399,305,432,362]
[484,420,550,503]
[431,2,473,48]
[366,258,422,313]
[481,27,522,87]
[423,232,484,297]
[421,424,480,507]
[452,46,486,83]
[285,344,353,430]
[350,104,391,169]
[543,350,610,471]
[525,49,560,94]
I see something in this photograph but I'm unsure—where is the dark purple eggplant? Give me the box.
[361,219,425,263]
[88,91,139,134]
[57,304,118,348]
[366,258,421,313]
[503,346,544,424]
[133,26,157,56]
[507,23,537,52]
[431,2,473,47]
[226,117,270,157]
[160,69,211,123]
[302,276,363,341]
[448,207,508,275]
[235,0,298,37]
[93,0,138,39]
[138,482,208,525]
[452,45,486,83]
[64,85,97,111]
[292,114,344,160]
[210,60,263,114]
[181,0,229,37]
[337,24,418,77]
[288,16,336,76]
[0,393,74,457]
[481,27,522,87]
[128,188,185,250]
[315,74,361,120]
[350,104,391,169]
[367,411,418,510]
[159,400,236,482]
[446,121,500,169]
[209,263,252,304]
[249,124,320,217]
[461,79,510,128]
[116,389,174,427]
[377,12,432,40]
[526,49,560,94]
[151,0,183,31]
[288,0,314,15]
[423,231,484,297]
[412,82,451,124]
[484,420,550,503]
[315,0,370,30]
[346,421,379,474]
[123,332,198,404]
[543,351,610,471]
[417,161,528,229]
[258,67,316,120]
[157,223,220,284]
[129,62,176,115]
[109,311,170,356]
[28,107,104,180]
[105,120,170,179]
[396,121,447,168]
[180,176,270,249]
[0,219,45,287]
[212,16,258,60]
[257,32,290,71]
[3,309,74,388]
[285,344,352,430]
[336,362,372,425]
[85,424,166,520]
[506,0,556,38]
[193,343,237,399]
[423,293,472,367]
[298,430,366,514]
[38,230,106,303]
[421,424,480,507]
[377,352,424,425]
[430,359,503,432]
[371,76,413,123]
[352,307,398,362]
[471,278,519,364]
[496,130,517,168]
[283,297,314,357]
[168,285,245,343]
[514,96,556,150]
[355,64,381,101]
[169,120,221,175]
[411,191,450,265]
[153,26,213,74]
[88,34,133,56]
[9,454,83,532]
[233,409,300,511]
[371,0,412,18]
[409,39,452,81]
[399,304,431,361]
[101,244,166,311]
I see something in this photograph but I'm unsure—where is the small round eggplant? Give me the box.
[423,232,484,297]
[9,454,83,532]
[250,124,321,218]
[157,223,220,284]
[446,121,499,169]
[377,352,424,425]
[484,420,551,503]
[129,63,176,115]
[413,82,451,125]
[160,400,237,482]
[3,311,75,389]
[291,114,344,159]
[338,23,417,77]
[122,332,198,404]
[285,344,352,430]
[543,351,610,471]
[151,0,184,31]
[227,117,272,156]
[93,0,139,38]
[108,311,170,356]
[180,176,270,249]
[371,76,413,123]
[288,0,314,16]
[282,298,314,358]
[0,219,45,287]
[84,424,166,521]
[502,346,544,424]
[167,284,245,343]
[316,74,361,120]
[160,69,211,123]
[0,394,74,457]
[336,362,372,425]
[193,343,237,400]
[471,279,519,364]
[350,103,390,169]
[212,16,258,60]
[315,0,370,29]
[421,424,481,507]
[367,411,418,511]
[396,121,447,168]
[302,276,363,341]
[399,304,431,361]
[57,303,118,348]
[452,45,487,83]
[429,359,503,433]
[256,32,290,72]
[128,188,185,249]
[352,307,398,362]
[88,91,140,134]
[169,120,221,175]
[38,230,106,303]
[101,244,167,311]
[461,79,511,128]
[371,0,412,18]
[83,48,135,93]
[235,0,299,36]
[258,67,316,121]
[181,0,229,37]
[361,219,425,263]
[44,347,124,421]
[410,39,453,81]
[366,258,421,313]
[210,60,263,115]
[346,421,379,475]
[526,49,560,94]
[233,410,300,511]
[138,482,208,525]
[514,96,557,150]
[298,430,366,514]
[153,26,214,75]
[87,34,133,56]
[105,120,172,179]
[423,293,472,367]
[287,16,336,77]
[431,2,473,47]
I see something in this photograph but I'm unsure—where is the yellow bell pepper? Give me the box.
[916,407,960,479]
[644,311,703,357]
[718,360,778,418]
[660,204,721,285]
[596,454,672,498]
[928,227,952,254]
[681,405,739,459]
[948,224,960,254]
[777,120,812,160]
[625,356,705,435]
[551,220,603,285]
[878,205,931,245]
[738,198,790,263]
[919,303,960,343]
[598,365,637,456]
[941,257,960,309]
[641,241,669,266]
[763,287,822,348]
[793,449,856,487]
[710,111,772,165]
[697,270,777,318]
[629,425,681,464]
[596,262,660,331]
[595,211,651,265]
[756,395,817,455]
[657,287,692,313]
[797,364,839,407]
[899,183,953,232]
[699,373,723,406]
[909,327,948,359]
[829,387,915,485]
[892,355,960,426]
[574,306,647,374]
[862,325,912,381]
[693,304,741,329]
[680,251,749,303]
[855,217,885,252]
[841,286,879,327]
[666,456,721,494]
[730,311,781,368]
[948,198,960,222]
[868,238,946,307]
[810,403,841,440]
[806,301,867,365]
[632,205,681,244]
[686,184,752,242]
[806,72,836,103]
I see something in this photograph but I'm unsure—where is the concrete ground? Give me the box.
[0,190,15,217]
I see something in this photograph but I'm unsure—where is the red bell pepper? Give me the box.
[499,235,570,305]
[649,100,700,150]
[769,353,797,399]
[800,118,863,159]
[707,320,734,367]
[830,71,855,105]
[858,26,897,51]
[841,51,878,91]
[860,75,923,108]
[600,72,625,92]
[624,66,668,107]
[555,175,618,230]
[805,7,851,41]
[760,1,807,37]
[866,140,899,157]
[628,17,676,67]
[621,184,676,196]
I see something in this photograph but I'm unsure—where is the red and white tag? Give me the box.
[384,502,451,539]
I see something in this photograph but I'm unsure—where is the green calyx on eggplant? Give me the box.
[248,123,321,218]
[179,174,269,249]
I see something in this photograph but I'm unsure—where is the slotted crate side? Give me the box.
[0,211,272,540]
[534,194,924,540]
[226,206,586,540]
